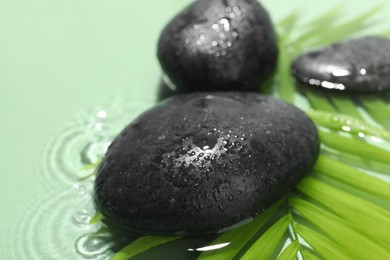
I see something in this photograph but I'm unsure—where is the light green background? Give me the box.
[0,0,388,258]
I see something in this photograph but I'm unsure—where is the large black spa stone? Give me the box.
[292,36,390,93]
[94,92,319,235]
[157,0,278,93]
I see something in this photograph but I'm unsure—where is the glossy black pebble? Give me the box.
[292,36,390,93]
[94,92,319,235]
[157,0,278,92]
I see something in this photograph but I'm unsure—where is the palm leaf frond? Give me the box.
[104,5,390,259]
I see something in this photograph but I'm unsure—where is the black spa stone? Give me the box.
[292,36,390,93]
[157,0,278,93]
[94,92,319,235]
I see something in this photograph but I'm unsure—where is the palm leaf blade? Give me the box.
[295,223,351,259]
[297,177,390,242]
[198,202,281,260]
[305,7,381,47]
[277,240,299,260]
[241,215,289,260]
[293,199,390,259]
[295,4,344,44]
[308,110,390,140]
[111,236,180,260]
[301,249,322,260]
[319,130,390,164]
[314,155,390,200]
[109,5,390,260]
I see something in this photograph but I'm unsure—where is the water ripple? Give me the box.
[38,96,155,184]
[9,95,155,259]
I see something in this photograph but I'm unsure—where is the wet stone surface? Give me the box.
[157,0,278,93]
[292,36,390,93]
[94,92,320,235]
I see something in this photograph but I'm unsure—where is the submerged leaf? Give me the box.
[241,215,289,260]
[301,249,322,260]
[80,158,102,180]
[277,240,299,260]
[295,223,351,259]
[89,212,103,224]
[198,201,282,260]
[111,236,181,260]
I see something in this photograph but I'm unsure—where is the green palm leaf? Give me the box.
[111,236,181,260]
[276,240,299,260]
[99,6,390,260]
[301,249,322,260]
[198,201,281,260]
[297,177,390,242]
[241,215,289,260]
[293,199,390,259]
[294,223,351,259]
[314,155,390,201]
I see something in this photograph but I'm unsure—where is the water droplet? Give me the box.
[341,125,351,132]
[94,122,104,131]
[73,183,88,196]
[219,32,227,40]
[219,18,231,32]
[74,210,91,225]
[80,141,110,165]
[229,13,236,19]
[233,6,242,15]
[309,79,321,86]
[75,234,112,257]
[371,136,383,143]
[97,110,107,118]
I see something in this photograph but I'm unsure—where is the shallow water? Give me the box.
[6,91,387,259]
[4,97,155,259]
[2,0,390,259]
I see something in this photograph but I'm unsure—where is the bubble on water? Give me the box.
[75,234,113,257]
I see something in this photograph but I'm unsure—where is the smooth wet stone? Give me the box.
[157,0,278,93]
[94,92,319,235]
[292,36,390,92]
